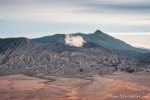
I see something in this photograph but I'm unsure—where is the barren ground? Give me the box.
[0,72,150,100]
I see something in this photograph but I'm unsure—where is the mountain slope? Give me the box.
[32,30,149,53]
[0,38,141,77]
[32,34,65,44]
[0,37,34,64]
[138,53,150,64]
[0,37,34,53]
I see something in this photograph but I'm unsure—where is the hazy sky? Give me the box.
[0,0,150,48]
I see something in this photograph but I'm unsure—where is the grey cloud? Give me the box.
[78,3,150,15]
[85,3,150,10]
[1,0,150,12]
[0,0,150,27]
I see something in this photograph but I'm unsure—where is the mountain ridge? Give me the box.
[32,30,149,53]
[0,35,150,78]
[0,37,34,53]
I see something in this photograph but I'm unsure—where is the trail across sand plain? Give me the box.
[0,73,150,100]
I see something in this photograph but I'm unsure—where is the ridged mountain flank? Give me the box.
[32,30,149,53]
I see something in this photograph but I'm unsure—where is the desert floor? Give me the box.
[0,72,150,100]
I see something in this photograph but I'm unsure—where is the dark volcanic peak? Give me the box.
[93,30,103,34]
[31,30,150,53]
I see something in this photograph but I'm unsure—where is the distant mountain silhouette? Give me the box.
[32,30,149,53]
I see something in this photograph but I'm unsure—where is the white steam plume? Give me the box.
[65,34,86,47]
